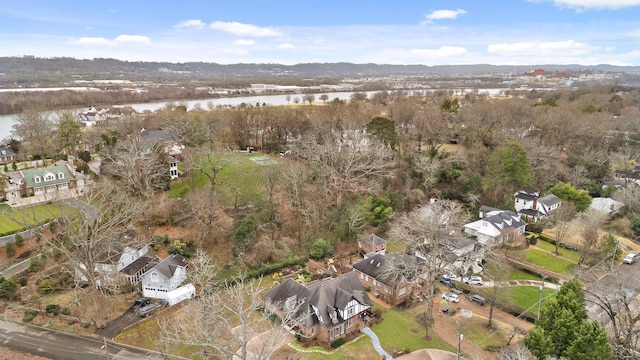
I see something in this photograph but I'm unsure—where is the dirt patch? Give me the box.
[0,346,51,360]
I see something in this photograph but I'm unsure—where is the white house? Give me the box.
[75,243,152,288]
[141,254,188,300]
[514,189,561,222]
[463,210,527,247]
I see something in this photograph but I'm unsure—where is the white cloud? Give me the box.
[487,40,600,57]
[209,21,282,37]
[277,43,294,49]
[544,0,640,10]
[422,9,467,24]
[411,46,469,58]
[69,34,150,47]
[113,35,151,43]
[233,39,255,46]
[174,19,205,30]
[626,29,640,38]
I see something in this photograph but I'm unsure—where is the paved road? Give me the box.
[0,319,165,360]
[65,198,100,225]
[584,260,640,327]
[0,257,33,278]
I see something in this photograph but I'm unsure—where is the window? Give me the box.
[151,272,159,283]
[34,176,41,183]
[359,272,363,279]
[58,172,64,179]
[44,173,55,181]
[347,318,354,328]
[346,305,355,318]
[399,287,407,296]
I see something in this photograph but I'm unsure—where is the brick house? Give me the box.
[358,233,387,256]
[351,253,419,306]
[263,272,372,347]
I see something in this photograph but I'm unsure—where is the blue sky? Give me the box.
[1,0,640,65]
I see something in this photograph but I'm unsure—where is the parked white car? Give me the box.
[442,292,460,303]
[623,252,639,264]
[463,276,483,285]
[442,271,462,282]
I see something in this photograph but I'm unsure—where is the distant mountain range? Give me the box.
[1,56,640,84]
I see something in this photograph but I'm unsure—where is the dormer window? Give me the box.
[44,172,55,181]
[58,172,64,179]
[34,176,41,183]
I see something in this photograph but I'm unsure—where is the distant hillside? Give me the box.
[1,56,640,86]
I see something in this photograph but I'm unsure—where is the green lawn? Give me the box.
[535,240,580,263]
[454,315,507,351]
[168,152,275,206]
[505,286,557,317]
[523,249,576,275]
[0,203,66,235]
[508,269,545,281]
[374,306,455,354]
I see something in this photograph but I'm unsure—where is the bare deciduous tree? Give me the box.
[295,128,396,206]
[12,109,55,160]
[100,139,171,197]
[161,274,295,360]
[387,199,469,339]
[49,180,150,327]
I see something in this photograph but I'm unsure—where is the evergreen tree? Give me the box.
[565,320,612,360]
[524,327,554,359]
[525,278,610,359]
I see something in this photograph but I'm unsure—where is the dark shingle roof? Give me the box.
[120,256,154,276]
[140,129,181,143]
[352,253,419,286]
[264,272,371,329]
[152,254,187,278]
[484,210,526,231]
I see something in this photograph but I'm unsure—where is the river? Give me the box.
[0,88,513,140]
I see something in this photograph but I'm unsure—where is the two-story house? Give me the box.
[4,161,87,205]
[138,129,184,180]
[141,254,188,299]
[75,240,153,289]
[514,189,562,222]
[463,209,527,247]
[351,253,418,306]
[263,271,372,347]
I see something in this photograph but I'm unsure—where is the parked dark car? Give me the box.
[466,293,487,306]
[128,297,149,311]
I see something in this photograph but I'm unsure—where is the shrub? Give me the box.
[38,279,59,295]
[45,304,61,315]
[83,322,92,329]
[0,277,19,299]
[28,257,43,272]
[5,242,16,257]
[331,338,346,349]
[14,234,24,246]
[18,276,28,287]
[61,307,71,315]
[23,309,39,322]
[309,238,333,260]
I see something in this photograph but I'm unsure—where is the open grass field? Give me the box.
[168,152,276,206]
[374,306,455,353]
[535,240,580,263]
[508,268,545,281]
[514,249,576,275]
[505,286,557,318]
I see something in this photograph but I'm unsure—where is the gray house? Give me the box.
[141,254,188,299]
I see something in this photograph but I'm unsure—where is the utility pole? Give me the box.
[457,333,463,360]
[538,285,543,320]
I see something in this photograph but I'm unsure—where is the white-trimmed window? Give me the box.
[347,318,355,328]
[34,176,41,183]
[44,172,55,181]
[58,172,64,179]
[151,272,159,283]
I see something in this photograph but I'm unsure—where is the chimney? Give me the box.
[532,196,538,211]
